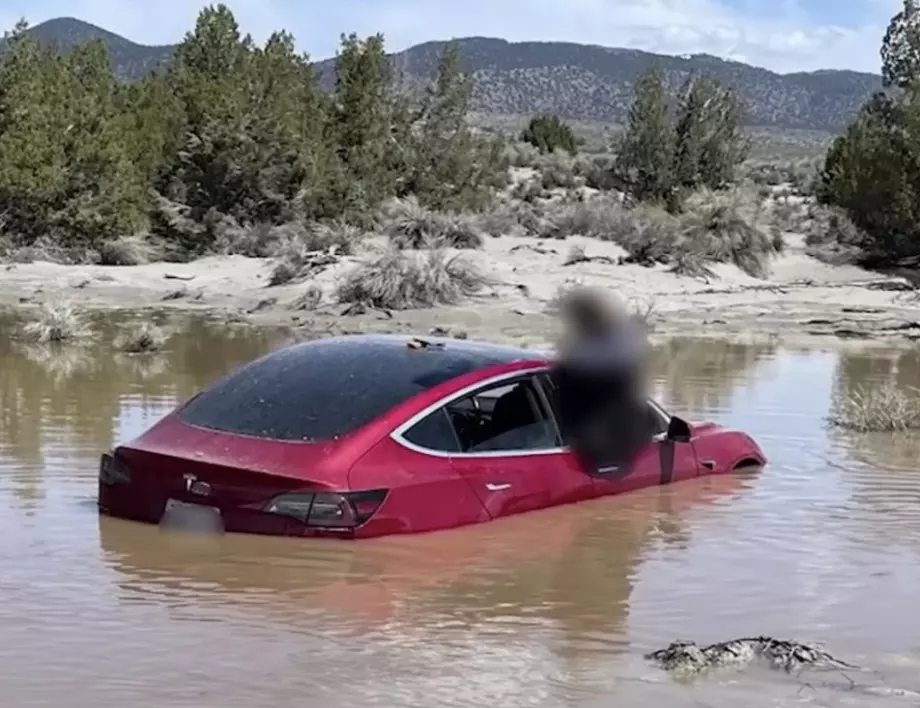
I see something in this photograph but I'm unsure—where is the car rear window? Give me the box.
[177,336,524,442]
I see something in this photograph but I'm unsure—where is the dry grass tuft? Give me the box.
[336,244,490,310]
[22,300,92,344]
[614,204,682,265]
[97,234,166,266]
[677,187,780,278]
[381,196,484,249]
[290,283,323,310]
[802,204,867,265]
[477,200,529,237]
[542,194,631,240]
[267,221,357,286]
[114,321,168,353]
[828,381,920,432]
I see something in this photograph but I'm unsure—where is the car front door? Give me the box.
[539,373,700,497]
[590,401,700,497]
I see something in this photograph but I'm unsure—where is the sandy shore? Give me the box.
[2,233,918,348]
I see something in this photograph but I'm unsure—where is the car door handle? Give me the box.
[485,483,511,491]
[701,459,715,471]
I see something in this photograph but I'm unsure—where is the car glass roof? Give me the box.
[177,335,538,442]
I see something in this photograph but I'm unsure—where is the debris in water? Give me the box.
[645,637,858,676]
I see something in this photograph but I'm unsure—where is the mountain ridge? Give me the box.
[4,17,883,131]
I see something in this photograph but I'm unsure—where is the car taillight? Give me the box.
[263,489,387,528]
[99,452,131,485]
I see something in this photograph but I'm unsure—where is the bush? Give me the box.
[521,114,578,155]
[380,196,483,249]
[676,188,779,278]
[802,205,867,265]
[615,204,682,265]
[828,381,920,432]
[267,221,357,286]
[817,88,920,266]
[97,235,165,266]
[114,322,168,353]
[336,245,490,309]
[542,194,632,240]
[21,300,91,344]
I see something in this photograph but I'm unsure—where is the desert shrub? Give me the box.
[505,141,542,168]
[542,194,630,239]
[615,204,682,264]
[336,244,489,309]
[765,196,808,233]
[828,381,920,432]
[97,235,166,265]
[114,322,168,353]
[477,200,527,237]
[802,204,868,265]
[21,300,92,344]
[743,159,818,192]
[267,221,357,285]
[536,152,580,190]
[521,114,578,155]
[380,196,483,249]
[676,188,778,278]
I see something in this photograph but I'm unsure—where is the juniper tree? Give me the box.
[615,63,674,203]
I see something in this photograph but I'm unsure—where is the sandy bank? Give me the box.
[2,233,918,348]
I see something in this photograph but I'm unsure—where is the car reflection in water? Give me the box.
[98,469,760,645]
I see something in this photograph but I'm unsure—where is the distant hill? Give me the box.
[10,17,174,80]
[7,18,883,131]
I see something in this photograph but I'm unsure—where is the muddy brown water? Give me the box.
[2,311,920,707]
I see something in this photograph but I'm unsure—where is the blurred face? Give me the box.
[562,289,621,337]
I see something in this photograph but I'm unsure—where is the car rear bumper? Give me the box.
[98,479,363,539]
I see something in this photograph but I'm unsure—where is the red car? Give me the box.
[98,334,766,539]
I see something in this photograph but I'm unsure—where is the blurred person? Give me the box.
[552,287,649,475]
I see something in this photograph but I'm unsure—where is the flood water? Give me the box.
[2,311,920,707]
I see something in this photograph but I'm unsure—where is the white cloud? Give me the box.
[0,0,895,74]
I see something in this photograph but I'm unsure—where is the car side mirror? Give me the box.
[666,416,691,443]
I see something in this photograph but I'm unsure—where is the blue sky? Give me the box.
[0,0,903,74]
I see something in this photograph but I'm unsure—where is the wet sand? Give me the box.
[2,232,919,347]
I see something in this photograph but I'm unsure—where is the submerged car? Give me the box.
[98,334,767,539]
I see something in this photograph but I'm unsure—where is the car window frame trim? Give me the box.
[391,366,672,459]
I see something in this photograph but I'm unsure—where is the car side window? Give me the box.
[538,371,668,439]
[399,376,561,454]
[646,402,669,436]
[445,377,560,453]
[402,407,461,452]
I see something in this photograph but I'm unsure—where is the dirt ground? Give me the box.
[2,232,919,349]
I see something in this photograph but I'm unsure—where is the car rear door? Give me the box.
[442,375,564,519]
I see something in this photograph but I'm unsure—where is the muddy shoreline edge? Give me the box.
[3,241,919,350]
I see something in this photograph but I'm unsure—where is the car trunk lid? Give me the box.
[98,417,350,531]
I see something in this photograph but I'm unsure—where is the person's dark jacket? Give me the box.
[551,320,647,473]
